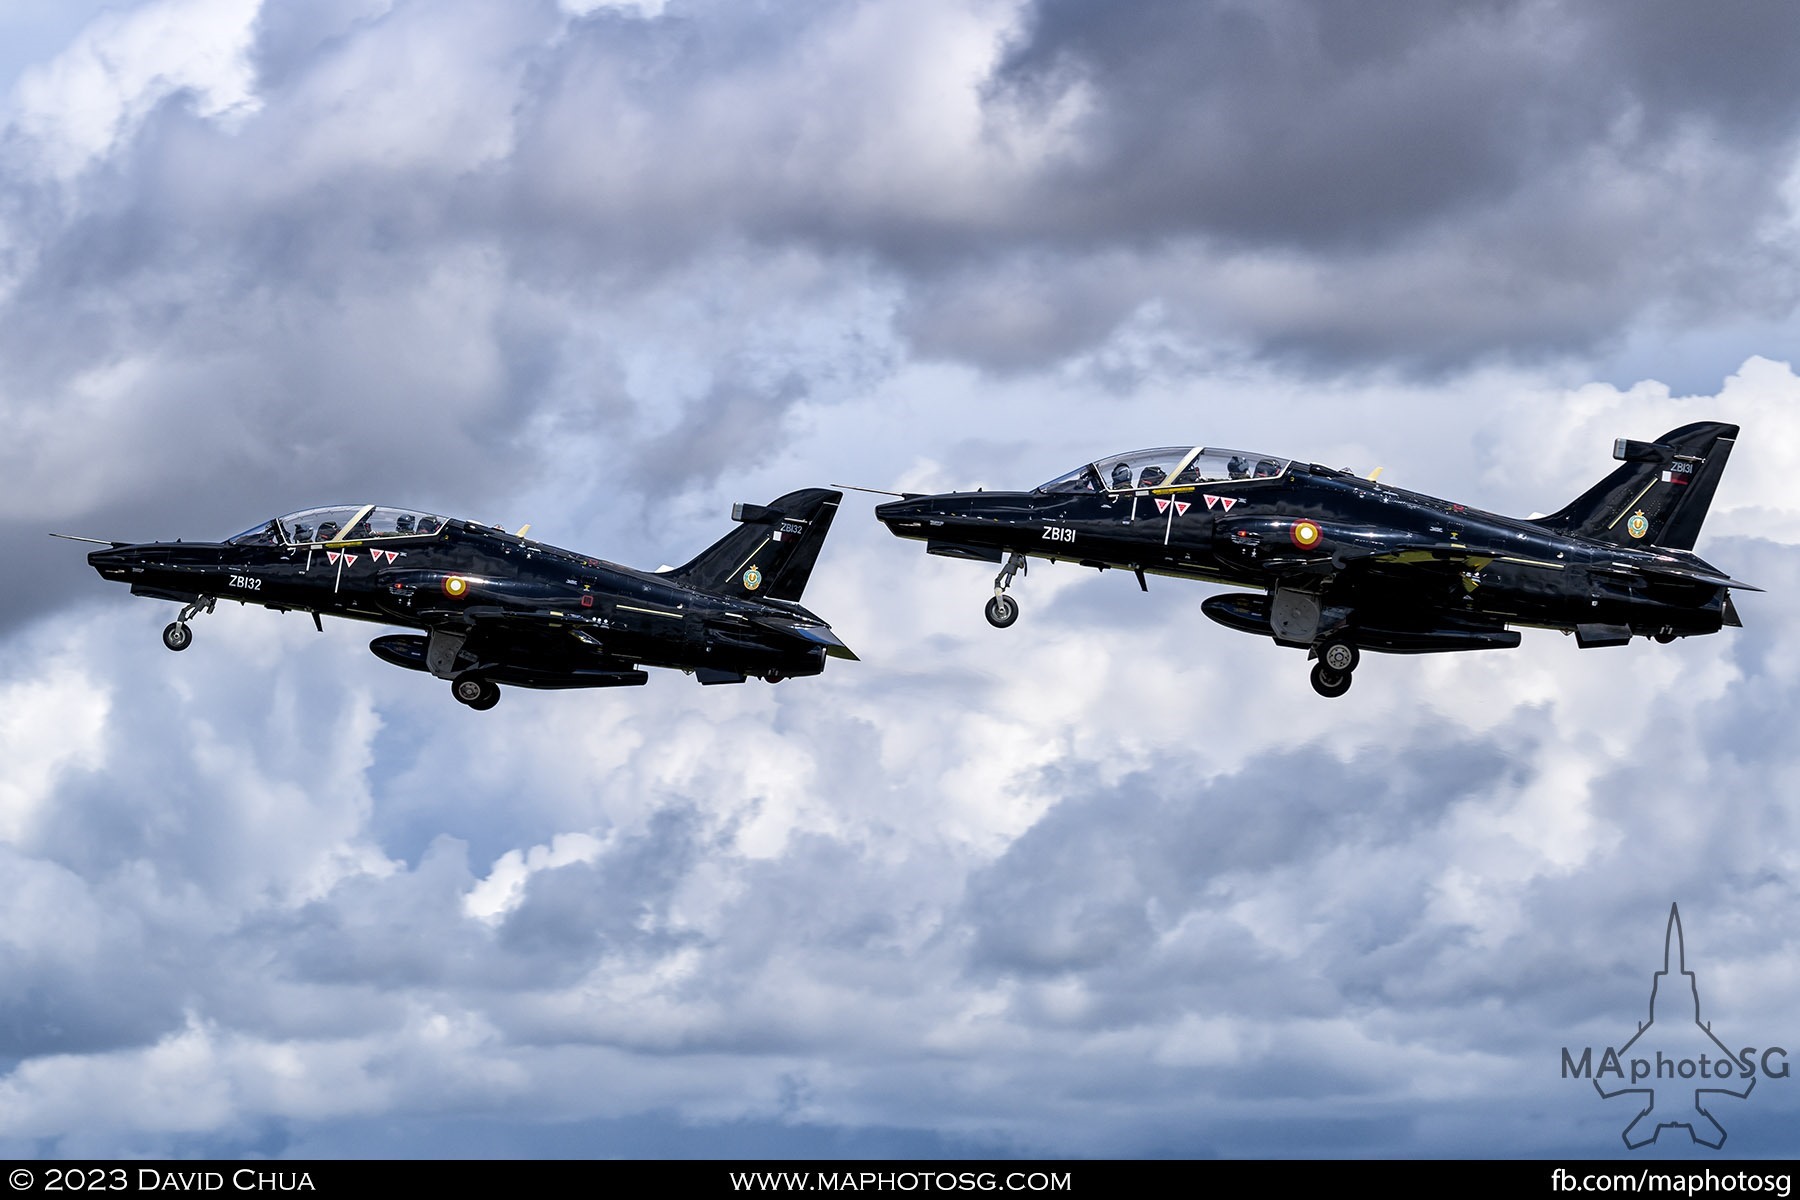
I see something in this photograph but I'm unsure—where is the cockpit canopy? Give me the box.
[1036,447,1291,494]
[226,505,449,546]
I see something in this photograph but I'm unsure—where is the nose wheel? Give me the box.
[161,597,215,651]
[1309,637,1359,698]
[452,675,501,710]
[985,553,1027,628]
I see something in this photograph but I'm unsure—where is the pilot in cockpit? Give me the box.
[417,516,441,535]
[1109,462,1132,489]
[1173,460,1202,485]
[291,523,313,543]
[395,514,415,535]
[1228,455,1250,479]
[317,521,340,541]
[1138,465,1166,488]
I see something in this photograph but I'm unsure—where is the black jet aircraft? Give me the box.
[59,490,853,709]
[873,423,1754,697]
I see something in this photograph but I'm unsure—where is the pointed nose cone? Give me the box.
[86,542,166,580]
[87,545,136,576]
[874,495,934,527]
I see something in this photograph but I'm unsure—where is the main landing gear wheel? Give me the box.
[452,675,501,710]
[1310,662,1353,698]
[986,552,1027,628]
[1654,632,1679,645]
[1318,638,1360,674]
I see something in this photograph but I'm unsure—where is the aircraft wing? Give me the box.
[411,604,588,628]
[1258,541,1479,580]
[1260,541,1761,594]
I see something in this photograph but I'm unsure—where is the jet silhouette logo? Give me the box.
[1562,904,1788,1149]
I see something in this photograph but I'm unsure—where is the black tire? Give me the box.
[985,595,1019,628]
[1654,632,1678,645]
[468,683,500,711]
[1310,662,1352,698]
[763,671,785,684]
[162,622,192,652]
[452,675,489,707]
[1318,638,1359,674]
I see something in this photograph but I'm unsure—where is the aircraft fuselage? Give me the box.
[875,426,1749,696]
[80,492,851,707]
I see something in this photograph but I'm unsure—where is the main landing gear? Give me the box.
[452,674,501,710]
[162,597,216,652]
[1308,637,1360,698]
[985,553,1027,628]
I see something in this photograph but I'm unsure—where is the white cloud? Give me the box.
[7,0,261,181]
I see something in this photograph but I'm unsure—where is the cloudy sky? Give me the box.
[1,0,1799,1160]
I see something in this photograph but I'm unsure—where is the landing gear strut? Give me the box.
[162,596,215,652]
[452,674,501,710]
[986,553,1027,628]
[1309,637,1359,698]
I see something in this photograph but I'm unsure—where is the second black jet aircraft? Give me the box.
[874,423,1753,697]
[63,489,852,709]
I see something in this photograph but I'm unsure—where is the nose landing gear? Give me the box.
[162,597,216,651]
[985,553,1027,628]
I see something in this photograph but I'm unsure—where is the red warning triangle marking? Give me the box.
[326,551,340,565]
[1154,498,1170,513]
[1220,497,1238,512]
[342,553,357,566]
[1203,494,1220,509]
[1175,501,1190,516]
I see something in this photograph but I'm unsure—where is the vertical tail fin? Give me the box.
[666,488,842,601]
[1529,422,1737,550]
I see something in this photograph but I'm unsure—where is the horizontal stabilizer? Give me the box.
[750,613,858,660]
[1594,561,1762,592]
